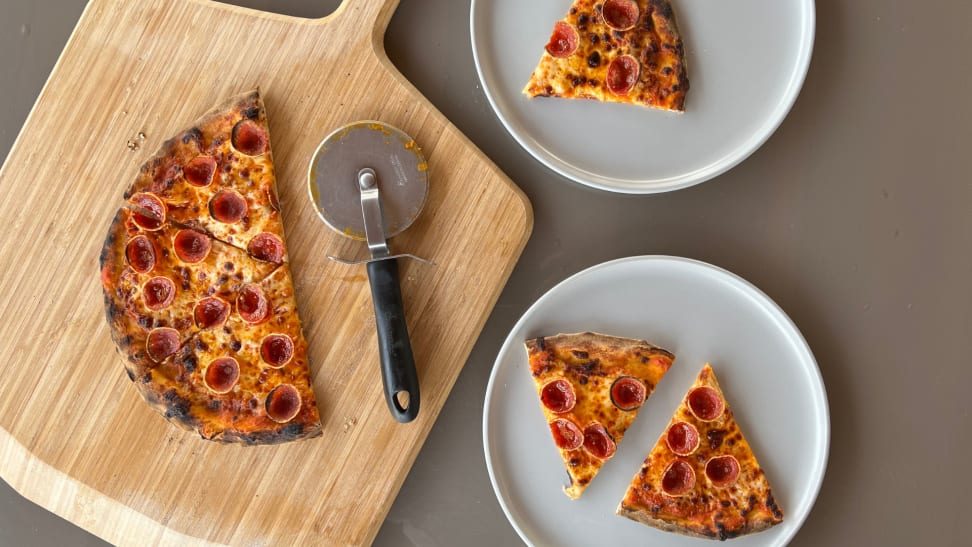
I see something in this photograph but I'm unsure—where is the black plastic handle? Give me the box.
[366,258,420,423]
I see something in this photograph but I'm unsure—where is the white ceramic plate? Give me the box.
[470,0,815,193]
[483,256,829,546]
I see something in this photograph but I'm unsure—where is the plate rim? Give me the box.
[469,0,817,194]
[482,255,830,546]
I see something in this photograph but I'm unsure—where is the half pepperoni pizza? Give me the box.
[525,333,675,499]
[524,0,689,112]
[617,364,783,539]
[100,90,322,444]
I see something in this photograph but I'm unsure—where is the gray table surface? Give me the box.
[2,0,970,545]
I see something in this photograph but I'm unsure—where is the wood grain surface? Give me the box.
[0,0,532,545]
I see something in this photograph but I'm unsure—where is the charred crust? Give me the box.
[161,389,194,427]
[766,492,783,520]
[214,421,320,446]
[182,127,203,145]
[125,368,136,382]
[652,0,674,20]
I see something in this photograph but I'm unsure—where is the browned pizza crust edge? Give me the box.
[525,332,675,358]
[617,502,779,540]
[648,0,690,111]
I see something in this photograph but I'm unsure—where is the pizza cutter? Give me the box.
[308,121,430,423]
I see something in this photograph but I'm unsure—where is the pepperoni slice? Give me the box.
[193,297,230,330]
[602,0,640,31]
[146,327,180,363]
[607,55,640,96]
[231,119,268,156]
[173,229,212,263]
[142,277,175,310]
[549,418,583,450]
[666,422,700,456]
[540,379,576,413]
[130,193,165,230]
[261,334,294,368]
[209,190,247,224]
[247,232,285,263]
[688,386,725,421]
[266,384,301,423]
[545,21,579,58]
[204,357,240,394]
[237,284,270,324]
[126,235,156,273]
[662,460,696,496]
[706,455,741,487]
[184,156,216,187]
[610,376,646,411]
[582,422,616,460]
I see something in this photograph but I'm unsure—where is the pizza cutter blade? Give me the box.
[308,121,429,423]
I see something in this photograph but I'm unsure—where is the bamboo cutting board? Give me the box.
[0,0,532,545]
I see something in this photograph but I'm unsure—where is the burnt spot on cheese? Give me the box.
[135,313,153,330]
[241,106,260,120]
[707,429,726,450]
[141,372,152,383]
[224,262,234,271]
[230,339,242,352]
[194,337,208,352]
[181,351,197,374]
[589,33,600,45]
[571,349,589,359]
[568,457,580,467]
[587,51,601,67]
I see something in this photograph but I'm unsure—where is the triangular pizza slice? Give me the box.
[525,332,675,499]
[617,363,784,539]
[524,0,689,112]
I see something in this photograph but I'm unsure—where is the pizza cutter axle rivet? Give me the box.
[358,168,377,190]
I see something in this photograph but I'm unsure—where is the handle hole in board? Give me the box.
[394,391,410,412]
[214,0,341,19]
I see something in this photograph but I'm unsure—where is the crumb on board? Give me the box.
[126,131,147,152]
[342,416,358,433]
